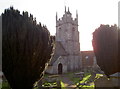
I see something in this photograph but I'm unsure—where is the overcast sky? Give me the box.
[0,0,119,51]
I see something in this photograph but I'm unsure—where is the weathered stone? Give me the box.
[95,75,114,88]
[46,7,81,74]
[110,72,120,87]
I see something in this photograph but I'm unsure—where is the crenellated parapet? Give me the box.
[56,7,78,27]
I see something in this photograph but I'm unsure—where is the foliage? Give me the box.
[80,84,94,89]
[2,7,54,89]
[0,80,11,89]
[60,81,66,89]
[79,74,91,84]
[41,81,66,89]
[42,82,57,87]
[92,24,120,77]
[94,74,103,80]
[76,73,95,89]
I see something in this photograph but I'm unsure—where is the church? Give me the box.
[46,7,82,74]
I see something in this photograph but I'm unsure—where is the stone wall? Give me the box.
[67,55,81,72]
[46,56,67,74]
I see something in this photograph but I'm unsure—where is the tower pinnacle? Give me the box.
[76,10,78,18]
[56,12,58,21]
[65,6,66,13]
[68,7,69,12]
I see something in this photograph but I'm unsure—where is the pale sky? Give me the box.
[0,0,119,51]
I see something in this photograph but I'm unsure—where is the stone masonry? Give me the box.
[46,7,82,74]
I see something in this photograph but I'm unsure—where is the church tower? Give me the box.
[56,7,81,71]
[46,7,82,74]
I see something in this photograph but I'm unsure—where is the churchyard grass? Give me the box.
[42,82,57,87]
[0,81,11,89]
[60,81,67,89]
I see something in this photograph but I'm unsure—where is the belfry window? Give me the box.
[72,27,75,31]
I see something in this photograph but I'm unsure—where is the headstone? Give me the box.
[94,75,113,88]
[110,72,120,87]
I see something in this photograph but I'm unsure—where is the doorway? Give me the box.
[58,63,62,74]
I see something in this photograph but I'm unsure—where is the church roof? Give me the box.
[49,41,68,65]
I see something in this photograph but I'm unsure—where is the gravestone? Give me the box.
[110,72,120,87]
[94,75,113,88]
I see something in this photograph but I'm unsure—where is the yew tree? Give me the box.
[92,24,120,77]
[2,7,54,89]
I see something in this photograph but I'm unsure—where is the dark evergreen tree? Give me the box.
[92,24,120,77]
[2,7,54,89]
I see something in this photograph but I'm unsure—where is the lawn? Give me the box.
[79,74,91,83]
[42,82,57,87]
[76,73,103,89]
[60,81,67,89]
[0,81,11,89]
[0,73,103,89]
